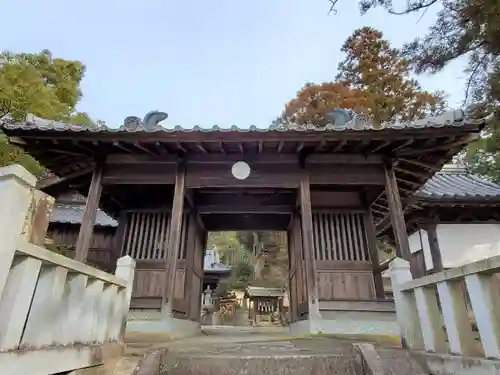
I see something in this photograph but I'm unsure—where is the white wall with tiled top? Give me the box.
[409,224,500,270]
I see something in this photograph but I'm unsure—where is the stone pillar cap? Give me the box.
[0,164,37,187]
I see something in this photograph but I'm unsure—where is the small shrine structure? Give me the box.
[244,286,285,325]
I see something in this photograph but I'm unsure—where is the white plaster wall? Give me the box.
[436,224,500,268]
[389,224,500,274]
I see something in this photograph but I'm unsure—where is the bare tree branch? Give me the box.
[388,0,440,15]
[328,0,339,15]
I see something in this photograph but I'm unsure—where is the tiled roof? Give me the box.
[0,108,484,133]
[204,262,232,273]
[416,166,500,201]
[245,286,285,298]
[51,204,118,227]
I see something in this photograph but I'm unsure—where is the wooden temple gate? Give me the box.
[120,209,205,320]
[287,196,384,323]
[1,109,486,332]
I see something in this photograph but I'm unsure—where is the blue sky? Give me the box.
[2,0,467,128]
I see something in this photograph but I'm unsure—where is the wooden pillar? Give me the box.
[364,209,385,299]
[184,213,197,319]
[383,161,412,262]
[299,174,319,311]
[75,162,104,262]
[426,224,443,274]
[195,229,207,320]
[163,163,186,310]
[111,211,128,267]
[287,227,298,323]
[293,216,307,319]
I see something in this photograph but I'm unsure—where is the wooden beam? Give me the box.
[105,153,383,165]
[396,177,421,187]
[196,143,208,153]
[153,141,168,155]
[47,148,86,157]
[163,163,186,309]
[392,138,414,151]
[186,164,385,188]
[36,166,94,190]
[203,214,291,231]
[332,140,347,152]
[309,165,385,186]
[425,223,443,274]
[396,134,478,155]
[197,205,293,214]
[112,141,134,153]
[75,162,104,262]
[102,163,176,185]
[384,161,412,262]
[370,140,391,153]
[397,157,440,171]
[277,141,284,153]
[394,166,429,180]
[299,173,320,311]
[106,154,177,164]
[307,154,383,164]
[185,189,206,231]
[197,192,295,206]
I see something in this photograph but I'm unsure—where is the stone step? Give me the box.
[162,353,354,375]
[377,348,430,375]
[161,339,356,375]
[353,344,429,375]
[125,336,432,375]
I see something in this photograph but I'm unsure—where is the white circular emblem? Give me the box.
[231,161,251,180]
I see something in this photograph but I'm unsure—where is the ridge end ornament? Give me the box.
[123,110,169,130]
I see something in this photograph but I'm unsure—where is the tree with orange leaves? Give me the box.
[280,27,446,127]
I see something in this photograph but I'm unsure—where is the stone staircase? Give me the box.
[162,338,356,375]
[125,332,429,375]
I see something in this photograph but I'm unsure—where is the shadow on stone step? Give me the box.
[132,348,167,375]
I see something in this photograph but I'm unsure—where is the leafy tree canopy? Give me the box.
[335,1,500,181]
[0,50,96,176]
[226,261,254,290]
[281,27,445,126]
[206,232,239,251]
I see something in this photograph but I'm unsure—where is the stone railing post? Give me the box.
[0,165,40,351]
[113,255,136,340]
[0,165,37,298]
[465,273,500,359]
[437,279,481,356]
[414,285,447,353]
[389,257,424,350]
